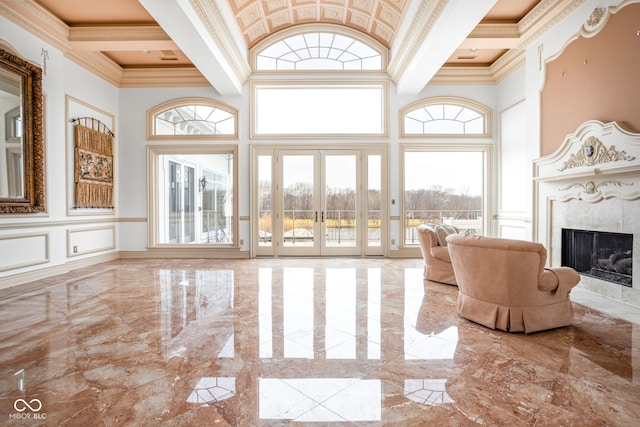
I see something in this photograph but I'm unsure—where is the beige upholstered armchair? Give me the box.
[417,224,459,286]
[446,233,580,333]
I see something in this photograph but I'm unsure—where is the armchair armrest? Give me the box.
[539,267,581,292]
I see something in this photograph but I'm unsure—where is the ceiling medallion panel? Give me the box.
[295,6,318,22]
[229,0,409,47]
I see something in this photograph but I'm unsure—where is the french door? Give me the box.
[167,160,196,244]
[254,146,386,257]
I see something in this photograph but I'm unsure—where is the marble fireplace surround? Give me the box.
[534,120,640,307]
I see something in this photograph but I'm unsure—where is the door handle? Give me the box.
[315,211,318,222]
[321,211,324,222]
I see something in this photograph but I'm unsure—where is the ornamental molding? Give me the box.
[559,179,633,195]
[189,0,252,84]
[387,0,447,83]
[586,7,607,28]
[558,136,635,171]
[582,7,609,37]
[518,0,586,49]
[553,178,639,203]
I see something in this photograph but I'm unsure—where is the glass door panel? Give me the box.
[281,153,320,255]
[168,161,180,243]
[183,165,195,243]
[258,155,273,248]
[167,160,195,244]
[367,154,382,249]
[322,153,359,255]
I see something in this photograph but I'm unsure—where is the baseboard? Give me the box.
[388,247,421,258]
[119,249,251,259]
[0,252,119,290]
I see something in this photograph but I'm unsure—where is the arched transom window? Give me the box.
[253,26,384,71]
[148,98,238,139]
[401,97,491,137]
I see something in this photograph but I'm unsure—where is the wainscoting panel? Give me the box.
[67,225,115,257]
[0,233,49,272]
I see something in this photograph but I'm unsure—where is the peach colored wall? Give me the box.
[541,3,640,156]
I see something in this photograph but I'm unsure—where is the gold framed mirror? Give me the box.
[0,48,45,213]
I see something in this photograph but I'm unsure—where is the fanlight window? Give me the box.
[148,98,238,139]
[255,31,383,71]
[402,98,491,137]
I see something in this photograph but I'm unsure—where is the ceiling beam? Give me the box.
[138,0,250,95]
[68,26,178,51]
[460,23,522,49]
[69,25,178,52]
[390,0,498,95]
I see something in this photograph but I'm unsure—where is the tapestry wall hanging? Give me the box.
[73,117,114,208]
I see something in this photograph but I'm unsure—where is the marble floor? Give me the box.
[0,258,639,426]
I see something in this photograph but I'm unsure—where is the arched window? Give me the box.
[401,97,492,137]
[252,25,385,71]
[147,98,238,139]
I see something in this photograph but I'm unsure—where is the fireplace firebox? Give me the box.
[562,229,633,287]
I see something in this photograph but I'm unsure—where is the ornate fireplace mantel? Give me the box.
[534,120,640,203]
[533,120,640,304]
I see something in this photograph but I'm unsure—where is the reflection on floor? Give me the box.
[0,258,638,425]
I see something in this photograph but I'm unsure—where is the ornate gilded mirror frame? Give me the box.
[0,48,45,213]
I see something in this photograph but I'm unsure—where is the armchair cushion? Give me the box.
[434,224,458,246]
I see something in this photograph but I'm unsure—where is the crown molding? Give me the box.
[189,0,251,84]
[1,0,199,88]
[63,49,123,87]
[0,0,69,52]
[430,66,495,85]
[431,48,525,85]
[431,0,581,86]
[120,68,209,88]
[387,0,447,84]
[490,48,526,83]
[1,0,128,86]
[518,0,587,48]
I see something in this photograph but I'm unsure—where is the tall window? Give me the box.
[400,97,492,247]
[147,98,238,139]
[401,97,491,137]
[402,146,490,245]
[147,146,238,248]
[253,25,385,71]
[252,82,387,137]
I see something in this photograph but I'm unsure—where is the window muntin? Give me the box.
[148,98,238,139]
[254,28,383,71]
[252,82,387,137]
[401,146,490,246]
[401,98,491,137]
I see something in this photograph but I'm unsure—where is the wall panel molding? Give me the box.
[0,232,49,272]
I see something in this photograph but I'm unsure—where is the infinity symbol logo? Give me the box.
[14,398,42,412]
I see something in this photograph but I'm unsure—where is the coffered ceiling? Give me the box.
[0,0,581,94]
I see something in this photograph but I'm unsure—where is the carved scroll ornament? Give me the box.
[559,180,631,194]
[586,7,606,28]
[583,7,608,36]
[558,136,635,171]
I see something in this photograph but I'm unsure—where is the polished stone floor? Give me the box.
[0,258,638,426]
